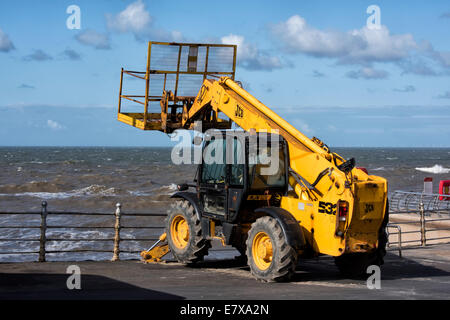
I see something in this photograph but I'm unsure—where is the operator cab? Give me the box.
[196,130,289,223]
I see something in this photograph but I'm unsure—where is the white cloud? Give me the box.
[426,44,450,70]
[221,34,285,71]
[105,0,182,42]
[47,120,64,130]
[271,15,417,65]
[75,29,110,50]
[61,48,81,61]
[23,49,53,61]
[18,84,35,89]
[436,52,450,68]
[0,28,14,52]
[312,70,325,78]
[327,125,337,132]
[106,0,151,33]
[292,118,313,134]
[393,85,416,93]
[396,56,439,76]
[171,31,183,42]
[346,67,389,79]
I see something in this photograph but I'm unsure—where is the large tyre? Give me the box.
[166,199,211,264]
[246,216,298,282]
[335,200,389,278]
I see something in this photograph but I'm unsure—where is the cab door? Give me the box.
[199,137,227,218]
[226,135,245,221]
[199,134,246,222]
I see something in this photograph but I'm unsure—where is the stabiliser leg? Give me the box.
[140,232,170,263]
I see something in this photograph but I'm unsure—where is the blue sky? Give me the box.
[0,0,449,147]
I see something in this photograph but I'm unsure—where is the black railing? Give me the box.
[387,191,450,256]
[0,202,166,262]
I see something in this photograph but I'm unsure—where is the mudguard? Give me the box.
[255,207,306,250]
[171,191,202,220]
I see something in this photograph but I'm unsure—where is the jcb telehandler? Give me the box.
[117,42,388,281]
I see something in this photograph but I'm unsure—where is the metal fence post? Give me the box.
[386,227,390,248]
[387,224,402,258]
[111,203,121,261]
[39,201,47,262]
[419,201,426,247]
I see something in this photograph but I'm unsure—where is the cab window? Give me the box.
[201,138,226,184]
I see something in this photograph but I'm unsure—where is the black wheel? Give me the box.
[246,216,298,282]
[166,199,211,264]
[335,200,389,278]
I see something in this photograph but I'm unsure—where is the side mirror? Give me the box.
[337,158,355,174]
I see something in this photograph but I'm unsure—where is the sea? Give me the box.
[0,147,449,262]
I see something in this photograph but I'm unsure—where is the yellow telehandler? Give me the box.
[117,42,388,281]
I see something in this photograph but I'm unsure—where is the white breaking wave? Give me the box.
[0,191,74,199]
[0,185,117,199]
[155,183,178,195]
[128,190,152,196]
[128,184,178,197]
[415,165,450,174]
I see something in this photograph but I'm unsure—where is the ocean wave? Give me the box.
[415,165,450,174]
[0,182,181,200]
[128,184,178,197]
[0,180,68,193]
[0,185,118,199]
[128,190,152,196]
[371,167,385,171]
[163,183,178,195]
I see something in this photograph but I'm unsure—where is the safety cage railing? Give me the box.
[117,41,237,133]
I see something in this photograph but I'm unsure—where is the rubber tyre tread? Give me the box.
[246,216,298,282]
[166,200,211,264]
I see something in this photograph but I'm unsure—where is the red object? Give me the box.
[357,167,368,174]
[338,201,348,221]
[424,177,433,182]
[439,180,450,201]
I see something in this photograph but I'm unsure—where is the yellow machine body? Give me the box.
[118,42,388,262]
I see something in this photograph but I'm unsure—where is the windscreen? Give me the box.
[248,142,286,189]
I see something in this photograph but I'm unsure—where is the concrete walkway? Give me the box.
[1,244,450,300]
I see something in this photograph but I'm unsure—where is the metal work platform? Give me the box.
[117,41,237,133]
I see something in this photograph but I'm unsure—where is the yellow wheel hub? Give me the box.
[170,215,189,249]
[252,231,273,270]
